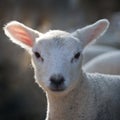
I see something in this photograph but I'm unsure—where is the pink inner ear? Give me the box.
[88,24,105,43]
[8,25,33,47]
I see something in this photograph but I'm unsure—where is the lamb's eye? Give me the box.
[34,52,44,62]
[34,52,40,58]
[71,52,81,63]
[74,52,80,59]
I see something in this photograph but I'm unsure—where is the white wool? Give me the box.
[84,50,120,75]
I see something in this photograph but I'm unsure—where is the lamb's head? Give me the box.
[4,19,109,94]
[31,31,84,93]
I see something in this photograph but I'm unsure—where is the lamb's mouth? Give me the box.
[49,84,66,92]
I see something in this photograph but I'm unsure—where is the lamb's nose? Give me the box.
[50,74,65,87]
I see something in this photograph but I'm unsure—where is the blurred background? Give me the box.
[1,0,120,120]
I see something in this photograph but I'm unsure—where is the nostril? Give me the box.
[50,74,65,86]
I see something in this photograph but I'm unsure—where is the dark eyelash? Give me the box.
[34,52,44,62]
[34,52,40,58]
[74,52,80,59]
[71,52,81,63]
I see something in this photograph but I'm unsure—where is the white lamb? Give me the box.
[4,19,120,120]
[84,50,120,75]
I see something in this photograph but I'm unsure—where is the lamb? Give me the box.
[4,19,120,120]
[84,50,120,75]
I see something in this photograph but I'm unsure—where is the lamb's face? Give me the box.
[32,31,83,93]
[4,19,109,94]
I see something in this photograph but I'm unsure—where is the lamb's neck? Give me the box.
[46,72,94,120]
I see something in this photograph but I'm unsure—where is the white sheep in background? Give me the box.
[83,44,117,64]
[84,50,120,75]
[4,19,120,120]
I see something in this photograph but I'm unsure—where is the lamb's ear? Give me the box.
[4,21,41,50]
[72,19,109,47]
